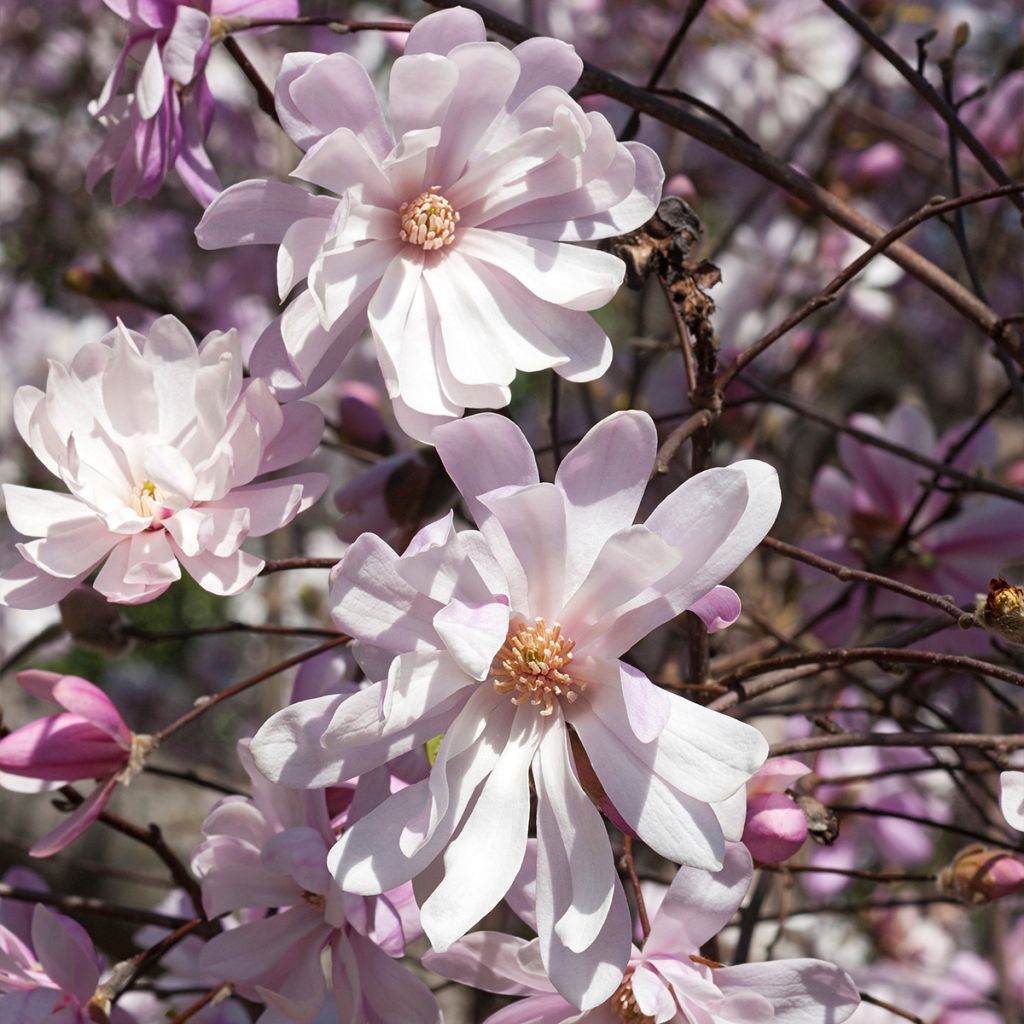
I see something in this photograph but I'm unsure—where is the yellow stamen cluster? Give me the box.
[399,186,460,250]
[301,891,326,911]
[611,975,655,1024]
[492,618,581,716]
[131,479,166,518]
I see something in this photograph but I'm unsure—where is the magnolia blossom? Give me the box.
[88,0,298,205]
[425,844,861,1024]
[1001,771,1024,831]
[196,6,663,440]
[253,410,779,1007]
[192,740,439,1023]
[741,757,810,866]
[0,900,129,1023]
[0,316,326,608]
[0,671,150,857]
[803,404,1019,645]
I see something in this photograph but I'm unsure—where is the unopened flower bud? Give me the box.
[978,577,1024,645]
[939,845,1024,904]
[743,791,809,865]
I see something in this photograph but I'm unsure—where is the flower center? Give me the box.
[131,479,166,518]
[611,975,654,1024]
[301,891,326,911]
[399,186,460,251]
[492,618,582,716]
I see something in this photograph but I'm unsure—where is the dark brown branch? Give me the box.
[222,37,279,124]
[0,883,191,929]
[771,732,1024,757]
[260,557,339,573]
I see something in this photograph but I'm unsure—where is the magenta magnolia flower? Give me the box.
[425,844,861,1024]
[87,0,298,205]
[741,756,810,866]
[0,316,326,608]
[195,6,663,440]
[192,740,439,1023]
[252,410,779,1008]
[1001,771,1024,831]
[0,671,150,857]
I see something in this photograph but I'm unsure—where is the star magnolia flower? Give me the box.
[195,6,663,441]
[0,316,327,608]
[193,740,439,1024]
[424,844,861,1024]
[252,410,780,1008]
[0,900,130,1023]
[88,0,298,205]
[0,671,151,857]
[1001,771,1024,831]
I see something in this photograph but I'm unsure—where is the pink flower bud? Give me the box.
[742,792,809,865]
[940,846,1024,904]
[337,382,388,450]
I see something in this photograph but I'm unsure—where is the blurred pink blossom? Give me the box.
[0,670,149,857]
[252,410,778,1008]
[196,6,663,440]
[87,0,298,205]
[0,316,326,607]
[425,844,861,1023]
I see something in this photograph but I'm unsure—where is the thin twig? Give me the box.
[0,883,191,929]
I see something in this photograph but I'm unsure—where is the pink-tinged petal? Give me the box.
[688,585,742,633]
[2,485,96,539]
[163,6,210,84]
[310,239,401,328]
[343,929,442,1024]
[423,933,553,997]
[261,827,331,895]
[329,778,446,895]
[0,558,83,610]
[31,905,100,1002]
[0,714,126,780]
[203,473,327,537]
[278,216,331,300]
[258,400,324,475]
[458,229,625,311]
[433,599,510,680]
[31,775,120,857]
[17,519,118,580]
[135,38,166,120]
[420,708,539,951]
[570,699,726,870]
[585,670,767,804]
[388,52,459,145]
[617,662,671,745]
[555,411,656,593]
[508,37,583,106]
[280,52,392,159]
[434,413,539,525]
[630,964,676,1021]
[250,694,351,789]
[483,995,580,1024]
[1001,771,1024,831]
[478,483,568,624]
[403,7,486,55]
[192,838,301,916]
[750,757,812,795]
[715,960,861,1024]
[644,843,752,957]
[533,723,616,954]
[19,672,130,747]
[195,179,338,249]
[172,546,262,596]
[121,530,182,587]
[329,532,442,652]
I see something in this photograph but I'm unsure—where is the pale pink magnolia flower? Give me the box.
[0,900,131,1023]
[195,6,663,441]
[0,316,327,608]
[192,740,439,1024]
[425,844,861,1024]
[88,0,298,205]
[741,756,810,866]
[1000,771,1024,831]
[0,670,151,857]
[252,410,779,1008]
